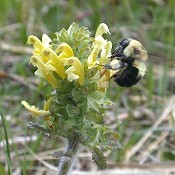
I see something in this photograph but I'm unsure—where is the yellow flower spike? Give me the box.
[42,48,66,79]
[55,43,74,57]
[27,35,44,51]
[30,56,59,88]
[61,57,84,85]
[21,101,50,116]
[95,23,111,37]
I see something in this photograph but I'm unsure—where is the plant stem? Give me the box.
[57,138,80,175]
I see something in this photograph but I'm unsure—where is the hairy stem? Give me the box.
[57,138,81,175]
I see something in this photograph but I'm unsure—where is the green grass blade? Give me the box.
[0,112,12,175]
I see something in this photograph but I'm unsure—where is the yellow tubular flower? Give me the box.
[55,43,74,57]
[97,42,112,72]
[27,35,44,51]
[88,36,108,69]
[21,101,50,116]
[42,48,66,79]
[27,34,52,56]
[30,56,59,88]
[87,45,101,69]
[95,23,111,37]
[100,41,112,64]
[61,57,84,85]
[94,35,106,47]
[87,24,111,69]
[39,49,50,63]
[30,56,57,72]
[65,66,79,82]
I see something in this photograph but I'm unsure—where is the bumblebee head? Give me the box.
[123,39,148,61]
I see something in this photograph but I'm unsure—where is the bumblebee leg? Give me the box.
[100,68,107,78]
[104,65,112,69]
[109,53,124,59]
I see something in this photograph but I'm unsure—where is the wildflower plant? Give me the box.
[22,23,120,174]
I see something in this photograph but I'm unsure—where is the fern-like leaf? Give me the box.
[91,146,107,170]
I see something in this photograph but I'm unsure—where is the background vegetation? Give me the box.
[0,0,175,174]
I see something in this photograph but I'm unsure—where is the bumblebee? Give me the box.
[105,38,148,87]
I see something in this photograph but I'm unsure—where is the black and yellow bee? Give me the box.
[105,38,148,87]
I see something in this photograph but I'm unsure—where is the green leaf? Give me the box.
[58,28,70,44]
[91,146,107,170]
[104,130,120,139]
[87,92,105,113]
[86,112,104,124]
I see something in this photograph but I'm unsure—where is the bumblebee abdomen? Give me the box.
[113,66,141,87]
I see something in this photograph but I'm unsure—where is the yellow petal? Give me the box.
[55,43,74,57]
[30,56,59,88]
[30,55,38,66]
[42,48,66,79]
[88,23,111,69]
[44,97,53,111]
[88,35,112,69]
[42,34,52,48]
[43,97,54,129]
[27,35,44,51]
[95,23,111,37]
[61,57,84,85]
[87,45,101,69]
[21,101,50,116]
[65,66,79,82]
[100,41,112,60]
[30,56,57,71]
[40,50,50,63]
[94,35,106,47]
